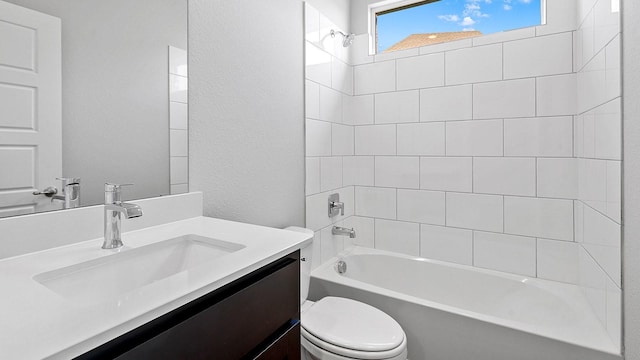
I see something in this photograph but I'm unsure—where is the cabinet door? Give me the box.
[117,258,299,359]
[79,252,300,360]
[253,323,300,360]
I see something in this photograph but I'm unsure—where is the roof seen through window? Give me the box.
[377,0,542,53]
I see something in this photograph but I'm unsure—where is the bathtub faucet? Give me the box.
[332,226,356,239]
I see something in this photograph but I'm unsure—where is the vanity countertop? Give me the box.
[0,216,312,359]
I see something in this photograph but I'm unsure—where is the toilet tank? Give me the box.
[284,226,313,305]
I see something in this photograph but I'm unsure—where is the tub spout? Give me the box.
[332,226,356,238]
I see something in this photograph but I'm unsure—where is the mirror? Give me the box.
[0,0,188,218]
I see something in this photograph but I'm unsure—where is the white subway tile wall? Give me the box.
[504,116,574,157]
[304,4,356,273]
[355,124,396,155]
[374,91,420,124]
[446,192,504,232]
[354,61,395,95]
[396,53,445,90]
[331,124,354,156]
[445,44,503,85]
[304,1,620,347]
[473,231,537,277]
[420,224,473,265]
[503,32,573,79]
[374,156,420,189]
[420,157,473,192]
[472,79,536,119]
[537,238,580,283]
[445,119,504,156]
[374,219,420,256]
[420,84,473,122]
[397,189,446,225]
[575,0,621,346]
[536,74,578,116]
[343,156,374,186]
[397,123,445,156]
[169,46,188,194]
[472,157,536,196]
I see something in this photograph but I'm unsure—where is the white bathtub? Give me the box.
[309,246,621,360]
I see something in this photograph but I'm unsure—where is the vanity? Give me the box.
[0,193,311,359]
[0,1,310,358]
[79,250,301,359]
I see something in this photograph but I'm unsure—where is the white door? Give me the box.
[0,0,62,217]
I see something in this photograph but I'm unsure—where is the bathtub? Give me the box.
[309,246,621,360]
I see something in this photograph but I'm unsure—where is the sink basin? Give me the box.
[33,234,245,302]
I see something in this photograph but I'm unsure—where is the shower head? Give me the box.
[331,29,355,47]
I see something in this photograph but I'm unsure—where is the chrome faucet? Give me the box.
[51,177,81,209]
[103,183,143,249]
[332,226,356,239]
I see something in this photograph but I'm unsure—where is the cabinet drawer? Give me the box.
[79,251,300,360]
[253,322,300,360]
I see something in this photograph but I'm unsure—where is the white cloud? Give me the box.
[463,3,480,16]
[459,16,476,26]
[519,0,532,3]
[503,4,512,10]
[462,27,476,32]
[438,14,460,22]
[464,1,489,18]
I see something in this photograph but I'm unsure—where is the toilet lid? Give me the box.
[301,297,405,352]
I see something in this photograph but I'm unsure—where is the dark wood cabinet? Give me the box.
[76,251,301,360]
[253,322,300,360]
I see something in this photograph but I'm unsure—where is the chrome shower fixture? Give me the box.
[330,29,355,47]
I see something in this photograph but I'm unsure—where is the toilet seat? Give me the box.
[302,326,407,360]
[301,297,407,360]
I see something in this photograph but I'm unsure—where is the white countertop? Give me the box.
[0,216,312,359]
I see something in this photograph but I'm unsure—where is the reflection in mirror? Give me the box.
[0,0,188,219]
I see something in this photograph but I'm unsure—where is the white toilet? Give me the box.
[286,227,408,360]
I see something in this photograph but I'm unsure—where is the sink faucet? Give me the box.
[332,226,356,239]
[51,177,81,209]
[103,183,143,249]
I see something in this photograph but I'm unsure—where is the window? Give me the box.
[370,0,545,54]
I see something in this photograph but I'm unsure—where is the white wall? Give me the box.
[188,0,305,228]
[304,3,358,270]
[307,0,351,33]
[339,3,582,277]
[350,0,576,46]
[306,0,623,351]
[5,0,186,205]
[169,46,189,195]
[622,0,640,358]
[575,0,622,348]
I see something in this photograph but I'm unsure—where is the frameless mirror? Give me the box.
[0,0,188,219]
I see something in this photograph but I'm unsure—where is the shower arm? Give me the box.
[330,29,355,47]
[330,29,347,38]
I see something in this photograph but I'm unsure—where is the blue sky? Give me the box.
[377,0,541,52]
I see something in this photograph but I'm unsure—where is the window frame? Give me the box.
[368,0,547,55]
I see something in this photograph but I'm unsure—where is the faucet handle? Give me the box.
[57,177,80,186]
[105,183,134,204]
[328,193,345,217]
[104,183,133,192]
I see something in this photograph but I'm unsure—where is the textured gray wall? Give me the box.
[188,0,306,228]
[5,0,186,205]
[623,0,640,358]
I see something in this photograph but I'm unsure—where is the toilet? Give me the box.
[286,227,408,360]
